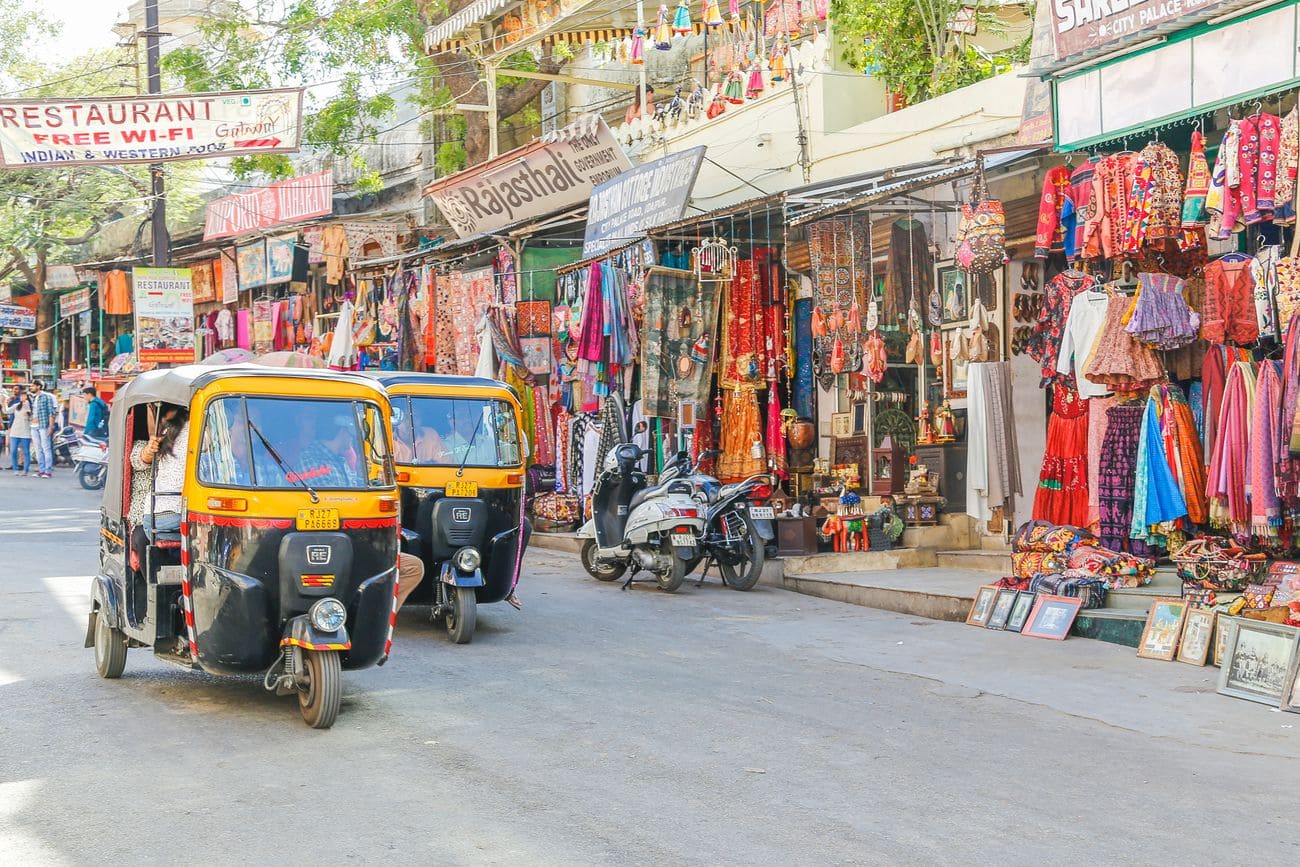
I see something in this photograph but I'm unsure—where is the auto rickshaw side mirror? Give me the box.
[522,433,531,460]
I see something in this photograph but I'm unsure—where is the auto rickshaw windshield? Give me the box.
[197,395,393,489]
[391,396,521,468]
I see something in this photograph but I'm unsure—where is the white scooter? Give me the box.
[577,442,706,593]
[72,431,108,491]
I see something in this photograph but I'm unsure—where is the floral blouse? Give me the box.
[1025,269,1099,387]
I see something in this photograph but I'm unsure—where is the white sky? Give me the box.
[42,0,131,57]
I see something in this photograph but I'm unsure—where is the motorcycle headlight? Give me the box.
[454,546,481,572]
[309,598,347,633]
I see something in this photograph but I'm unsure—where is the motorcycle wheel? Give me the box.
[719,510,765,591]
[580,539,626,582]
[78,462,106,491]
[656,539,686,593]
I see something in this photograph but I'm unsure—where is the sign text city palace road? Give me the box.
[0,88,304,168]
[1051,0,1230,59]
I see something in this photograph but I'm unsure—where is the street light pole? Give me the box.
[144,0,168,266]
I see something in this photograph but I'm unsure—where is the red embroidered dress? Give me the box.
[1033,383,1090,527]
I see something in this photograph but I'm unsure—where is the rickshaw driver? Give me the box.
[443,408,495,465]
[295,415,360,487]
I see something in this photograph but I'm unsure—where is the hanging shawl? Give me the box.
[488,305,536,386]
[577,263,605,362]
[1167,386,1208,525]
[1130,388,1188,544]
[475,314,495,379]
[1280,314,1300,507]
[1207,362,1256,535]
[1200,344,1226,458]
[766,389,787,479]
[1251,359,1283,537]
[327,300,355,370]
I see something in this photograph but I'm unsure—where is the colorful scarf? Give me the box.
[1168,388,1208,525]
[1131,389,1188,544]
[766,389,787,479]
[1251,359,1283,537]
[1207,362,1256,535]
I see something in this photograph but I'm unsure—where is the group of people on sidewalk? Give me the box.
[3,382,107,478]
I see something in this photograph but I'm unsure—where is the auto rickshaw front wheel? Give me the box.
[298,650,341,729]
[446,586,477,644]
[92,609,127,679]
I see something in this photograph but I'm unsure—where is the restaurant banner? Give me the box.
[0,303,35,330]
[0,88,304,169]
[1050,0,1238,60]
[425,117,632,238]
[583,147,704,257]
[59,287,90,317]
[133,267,195,363]
[203,170,333,240]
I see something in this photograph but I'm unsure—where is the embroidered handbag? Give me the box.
[956,164,1006,275]
[1242,584,1276,609]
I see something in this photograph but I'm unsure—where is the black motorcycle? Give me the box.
[661,450,772,591]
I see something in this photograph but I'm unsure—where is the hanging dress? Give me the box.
[1097,402,1147,554]
[1032,383,1089,527]
[1083,288,1164,392]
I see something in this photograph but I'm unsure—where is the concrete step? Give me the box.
[530,531,582,554]
[782,547,937,576]
[935,549,1011,573]
[782,567,990,621]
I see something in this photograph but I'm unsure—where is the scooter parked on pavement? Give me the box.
[72,431,108,490]
[577,442,706,593]
[53,424,79,468]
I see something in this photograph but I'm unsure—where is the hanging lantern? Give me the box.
[702,0,724,28]
[654,4,673,49]
[672,0,693,35]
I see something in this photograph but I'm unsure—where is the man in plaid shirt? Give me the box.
[29,380,58,478]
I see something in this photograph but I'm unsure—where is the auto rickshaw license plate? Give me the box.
[296,508,341,530]
[445,480,478,497]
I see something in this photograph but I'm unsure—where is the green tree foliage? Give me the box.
[162,0,568,181]
[831,0,1032,104]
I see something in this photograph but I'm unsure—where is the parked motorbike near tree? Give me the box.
[577,443,705,592]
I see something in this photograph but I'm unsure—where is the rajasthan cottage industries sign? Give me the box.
[0,88,303,168]
[583,147,705,258]
[426,118,632,238]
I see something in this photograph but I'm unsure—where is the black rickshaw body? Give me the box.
[91,365,400,676]
[365,373,530,606]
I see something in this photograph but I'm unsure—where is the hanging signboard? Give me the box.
[45,264,79,290]
[132,267,195,363]
[582,147,705,258]
[425,117,632,238]
[1050,0,1242,61]
[203,170,334,240]
[60,287,91,317]
[0,88,304,169]
[0,303,35,330]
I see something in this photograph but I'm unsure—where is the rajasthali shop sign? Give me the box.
[583,147,705,258]
[0,303,35,330]
[132,267,195,364]
[204,170,334,241]
[426,117,633,238]
[0,88,304,169]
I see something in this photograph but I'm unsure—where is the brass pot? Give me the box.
[788,418,816,449]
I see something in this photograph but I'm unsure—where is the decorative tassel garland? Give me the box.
[672,0,692,34]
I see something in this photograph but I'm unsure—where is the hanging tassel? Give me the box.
[703,0,724,28]
[672,0,692,35]
[654,4,673,49]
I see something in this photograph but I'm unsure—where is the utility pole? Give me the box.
[144,0,168,265]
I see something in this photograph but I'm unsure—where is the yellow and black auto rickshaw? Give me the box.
[367,373,530,644]
[86,365,400,728]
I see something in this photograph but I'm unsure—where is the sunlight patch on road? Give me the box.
[0,780,71,865]
[0,666,20,687]
[41,576,93,629]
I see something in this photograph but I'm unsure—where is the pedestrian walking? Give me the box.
[29,380,58,479]
[7,385,31,475]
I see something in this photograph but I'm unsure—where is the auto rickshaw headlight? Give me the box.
[310,598,347,633]
[453,546,481,573]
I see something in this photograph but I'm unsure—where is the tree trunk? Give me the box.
[33,250,52,356]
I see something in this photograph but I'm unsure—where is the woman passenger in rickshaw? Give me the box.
[128,404,188,580]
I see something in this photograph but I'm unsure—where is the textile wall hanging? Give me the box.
[640,266,722,419]
[497,248,518,305]
[719,259,764,390]
[236,239,267,290]
[792,296,815,420]
[432,272,457,372]
[267,233,297,285]
[252,300,274,354]
[218,248,238,304]
[190,260,216,305]
[806,217,868,387]
[517,299,553,376]
[453,267,495,376]
[886,218,935,330]
[718,389,765,482]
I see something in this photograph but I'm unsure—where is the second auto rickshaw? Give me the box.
[367,373,530,644]
[86,365,400,728]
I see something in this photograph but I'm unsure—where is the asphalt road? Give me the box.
[1,475,1297,865]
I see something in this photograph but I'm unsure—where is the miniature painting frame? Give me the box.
[1213,616,1234,667]
[1217,618,1300,706]
[938,264,967,326]
[944,333,969,401]
[1020,594,1083,640]
[966,584,999,627]
[831,412,853,438]
[1137,597,1189,661]
[1005,591,1035,633]
[1281,635,1300,713]
[985,589,1018,630]
[1175,608,1217,666]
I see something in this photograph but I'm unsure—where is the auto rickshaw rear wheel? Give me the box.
[447,586,477,644]
[580,539,626,582]
[92,609,127,679]
[298,650,341,729]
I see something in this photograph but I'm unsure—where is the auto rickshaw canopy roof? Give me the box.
[363,372,521,406]
[101,364,390,520]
